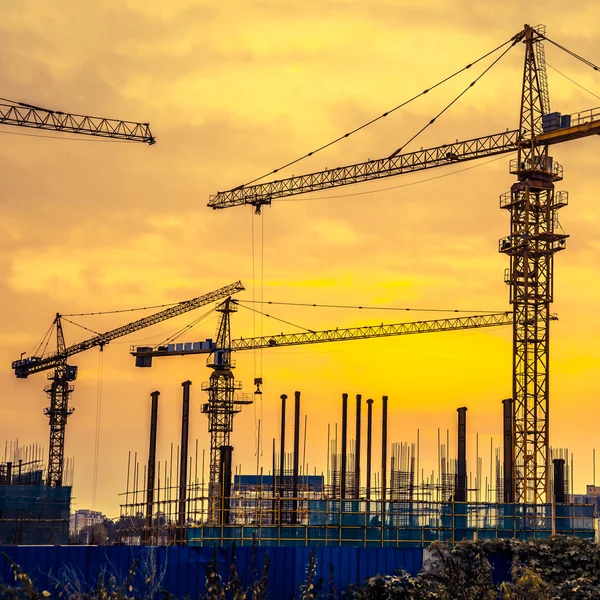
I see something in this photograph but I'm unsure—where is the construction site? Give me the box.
[4,22,600,555]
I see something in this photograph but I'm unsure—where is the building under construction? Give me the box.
[118,389,595,548]
[0,441,72,545]
[7,23,600,551]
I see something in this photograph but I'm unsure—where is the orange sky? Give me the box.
[2,1,600,517]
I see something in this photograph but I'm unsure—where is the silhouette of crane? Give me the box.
[207,25,600,503]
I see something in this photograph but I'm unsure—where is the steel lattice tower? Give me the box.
[201,298,251,522]
[499,25,568,503]
[44,316,75,487]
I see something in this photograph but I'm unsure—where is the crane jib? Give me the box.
[208,130,520,208]
[0,102,155,144]
[12,281,244,378]
[129,311,548,368]
[208,107,600,210]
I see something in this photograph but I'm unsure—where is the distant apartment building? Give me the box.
[70,509,106,535]
[572,485,600,513]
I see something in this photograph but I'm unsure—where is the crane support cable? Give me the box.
[546,63,600,101]
[30,320,56,358]
[389,37,519,158]
[224,30,523,193]
[236,301,316,333]
[539,35,600,72]
[63,301,182,317]
[235,299,507,314]
[0,129,141,143]
[159,307,216,346]
[60,316,102,337]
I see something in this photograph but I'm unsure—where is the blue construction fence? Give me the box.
[0,545,423,599]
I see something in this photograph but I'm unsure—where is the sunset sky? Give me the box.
[2,1,600,517]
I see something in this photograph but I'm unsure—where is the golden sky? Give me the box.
[2,1,600,516]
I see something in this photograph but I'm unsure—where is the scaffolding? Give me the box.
[0,441,72,545]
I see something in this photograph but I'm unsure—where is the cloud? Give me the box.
[2,1,600,513]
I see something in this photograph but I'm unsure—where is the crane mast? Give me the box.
[499,25,567,503]
[44,315,75,489]
[200,298,251,522]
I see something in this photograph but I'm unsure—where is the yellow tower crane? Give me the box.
[206,25,600,504]
[131,299,522,521]
[12,282,244,487]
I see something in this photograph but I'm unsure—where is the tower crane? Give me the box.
[12,281,244,487]
[0,98,154,143]
[206,25,600,504]
[131,298,523,520]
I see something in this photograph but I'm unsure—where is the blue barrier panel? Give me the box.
[0,545,423,599]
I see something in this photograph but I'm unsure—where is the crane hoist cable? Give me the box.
[92,350,104,511]
[259,210,265,459]
[251,209,257,380]
[228,32,519,191]
[260,210,265,375]
[250,211,258,455]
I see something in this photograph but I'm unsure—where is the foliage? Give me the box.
[414,541,496,600]
[343,572,415,599]
[343,536,600,600]
[250,550,269,600]
[500,566,555,599]
[204,547,226,600]
[225,545,247,600]
[1,550,174,600]
[298,550,324,600]
[0,552,47,599]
